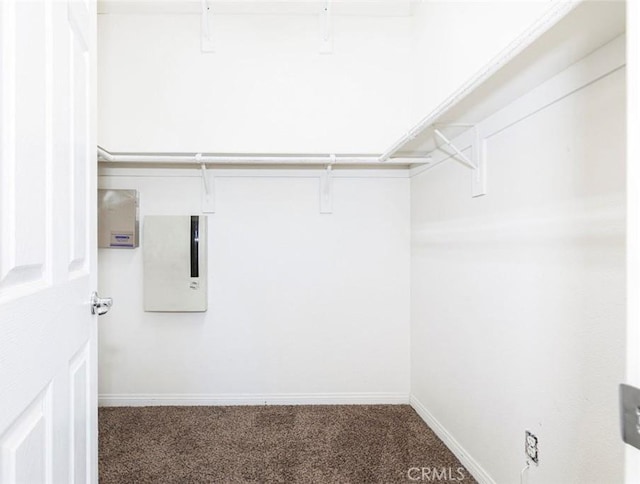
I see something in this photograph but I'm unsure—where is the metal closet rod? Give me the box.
[97,146,429,166]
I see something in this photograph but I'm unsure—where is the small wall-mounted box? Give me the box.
[98,189,139,248]
[143,215,208,312]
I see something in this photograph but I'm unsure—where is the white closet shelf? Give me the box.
[97,146,428,167]
[381,0,626,161]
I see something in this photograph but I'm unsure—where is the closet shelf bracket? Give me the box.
[201,0,215,53]
[319,0,333,54]
[432,124,486,198]
[433,128,475,170]
[198,154,215,213]
[320,154,335,214]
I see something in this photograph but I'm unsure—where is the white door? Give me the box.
[0,0,98,482]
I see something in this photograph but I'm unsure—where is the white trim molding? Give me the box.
[99,392,410,407]
[410,395,496,484]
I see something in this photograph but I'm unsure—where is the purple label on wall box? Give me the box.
[110,232,134,247]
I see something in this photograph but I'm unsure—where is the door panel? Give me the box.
[0,387,52,484]
[0,0,96,482]
[0,0,49,293]
[70,344,90,484]
[70,8,89,275]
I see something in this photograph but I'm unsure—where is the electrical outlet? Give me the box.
[525,431,539,464]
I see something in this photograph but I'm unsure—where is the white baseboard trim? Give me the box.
[99,392,410,407]
[410,395,496,484]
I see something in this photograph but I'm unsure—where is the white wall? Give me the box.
[98,170,411,403]
[410,37,626,483]
[97,12,411,154]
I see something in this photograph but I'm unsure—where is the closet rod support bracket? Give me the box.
[201,0,215,53]
[433,125,486,198]
[319,154,335,214]
[433,128,475,170]
[198,155,215,213]
[319,0,333,54]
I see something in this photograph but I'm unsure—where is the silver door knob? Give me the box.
[91,292,113,316]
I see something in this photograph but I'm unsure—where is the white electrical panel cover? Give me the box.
[143,215,207,312]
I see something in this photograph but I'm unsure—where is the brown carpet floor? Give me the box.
[99,405,476,483]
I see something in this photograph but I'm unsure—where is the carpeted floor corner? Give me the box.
[99,405,477,483]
